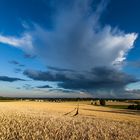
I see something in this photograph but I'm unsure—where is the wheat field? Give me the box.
[0,101,139,140]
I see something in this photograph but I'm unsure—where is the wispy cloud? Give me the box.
[14,68,22,73]
[23,54,37,59]
[47,66,76,72]
[0,33,33,53]
[37,85,52,89]
[9,60,25,67]
[0,76,25,82]
[22,84,33,90]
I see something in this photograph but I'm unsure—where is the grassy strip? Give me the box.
[106,105,128,109]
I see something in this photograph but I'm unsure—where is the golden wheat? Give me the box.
[0,101,139,140]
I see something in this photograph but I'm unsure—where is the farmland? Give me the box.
[0,101,139,140]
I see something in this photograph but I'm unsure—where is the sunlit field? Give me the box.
[0,101,139,140]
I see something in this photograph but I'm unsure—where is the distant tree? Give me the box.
[134,101,140,105]
[99,99,106,106]
[128,104,140,110]
[90,100,93,105]
[94,101,97,105]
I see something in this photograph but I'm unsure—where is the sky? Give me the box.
[0,0,140,98]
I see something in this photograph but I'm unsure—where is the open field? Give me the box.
[0,101,139,140]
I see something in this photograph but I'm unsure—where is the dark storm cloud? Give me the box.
[48,88,78,93]
[123,89,140,99]
[47,66,76,72]
[58,67,138,90]
[23,67,138,92]
[23,69,69,82]
[0,76,25,82]
[127,89,140,94]
[37,85,52,88]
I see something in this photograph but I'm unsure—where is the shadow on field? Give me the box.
[81,108,140,116]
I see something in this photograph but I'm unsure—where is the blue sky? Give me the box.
[0,0,140,98]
